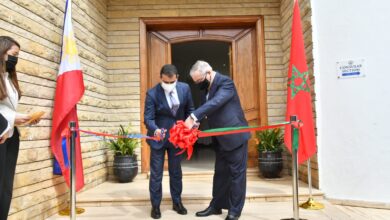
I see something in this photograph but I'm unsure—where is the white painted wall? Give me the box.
[311,0,390,203]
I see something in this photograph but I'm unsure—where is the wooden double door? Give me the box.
[140,17,267,172]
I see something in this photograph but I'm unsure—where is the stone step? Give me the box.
[77,173,324,207]
[145,167,260,179]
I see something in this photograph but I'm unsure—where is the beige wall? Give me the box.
[107,0,286,122]
[0,0,111,219]
[280,0,318,187]
[0,0,317,218]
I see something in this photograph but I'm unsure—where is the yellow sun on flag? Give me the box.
[62,31,79,63]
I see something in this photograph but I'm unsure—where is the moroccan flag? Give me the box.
[284,0,316,164]
[51,0,85,191]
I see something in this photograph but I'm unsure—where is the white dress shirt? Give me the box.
[164,87,180,109]
[0,72,19,137]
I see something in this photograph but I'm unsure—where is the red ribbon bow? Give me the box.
[168,120,199,160]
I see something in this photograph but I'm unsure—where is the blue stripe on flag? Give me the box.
[53,157,62,175]
[62,137,69,168]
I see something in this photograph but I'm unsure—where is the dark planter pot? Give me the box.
[113,155,138,183]
[258,151,283,178]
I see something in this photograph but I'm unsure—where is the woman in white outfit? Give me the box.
[0,36,40,220]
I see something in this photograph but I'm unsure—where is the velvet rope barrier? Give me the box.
[67,122,296,161]
[169,121,292,160]
[198,121,291,138]
[78,129,160,141]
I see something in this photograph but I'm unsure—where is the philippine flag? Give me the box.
[51,0,85,191]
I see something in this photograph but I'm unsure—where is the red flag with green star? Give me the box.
[284,0,316,164]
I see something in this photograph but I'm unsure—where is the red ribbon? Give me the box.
[61,127,71,139]
[168,121,290,160]
[78,129,159,141]
[198,123,288,138]
[291,120,303,129]
[168,120,199,160]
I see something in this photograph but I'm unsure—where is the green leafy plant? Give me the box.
[256,128,284,153]
[107,125,139,156]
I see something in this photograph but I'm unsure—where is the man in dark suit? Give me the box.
[144,64,194,219]
[185,60,250,220]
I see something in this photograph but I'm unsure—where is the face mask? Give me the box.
[197,74,210,90]
[6,55,18,72]
[161,81,177,92]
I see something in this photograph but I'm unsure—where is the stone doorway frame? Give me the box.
[139,16,268,172]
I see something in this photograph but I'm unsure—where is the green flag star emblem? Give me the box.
[288,65,311,99]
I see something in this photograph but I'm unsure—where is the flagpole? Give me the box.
[300,158,324,210]
[282,115,304,220]
[70,121,76,220]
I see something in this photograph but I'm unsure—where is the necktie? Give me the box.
[169,91,179,116]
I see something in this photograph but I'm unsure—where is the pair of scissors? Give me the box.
[156,128,167,141]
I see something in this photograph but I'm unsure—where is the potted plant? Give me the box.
[256,128,284,178]
[107,125,139,183]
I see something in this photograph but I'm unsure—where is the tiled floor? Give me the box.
[47,201,390,220]
[47,170,390,220]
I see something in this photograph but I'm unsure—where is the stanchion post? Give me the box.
[291,115,299,220]
[58,123,85,217]
[69,121,76,220]
[282,115,304,220]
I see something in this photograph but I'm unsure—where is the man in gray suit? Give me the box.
[185,60,250,220]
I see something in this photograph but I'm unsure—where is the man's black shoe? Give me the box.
[151,206,161,219]
[195,206,222,217]
[225,214,240,220]
[173,202,187,215]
